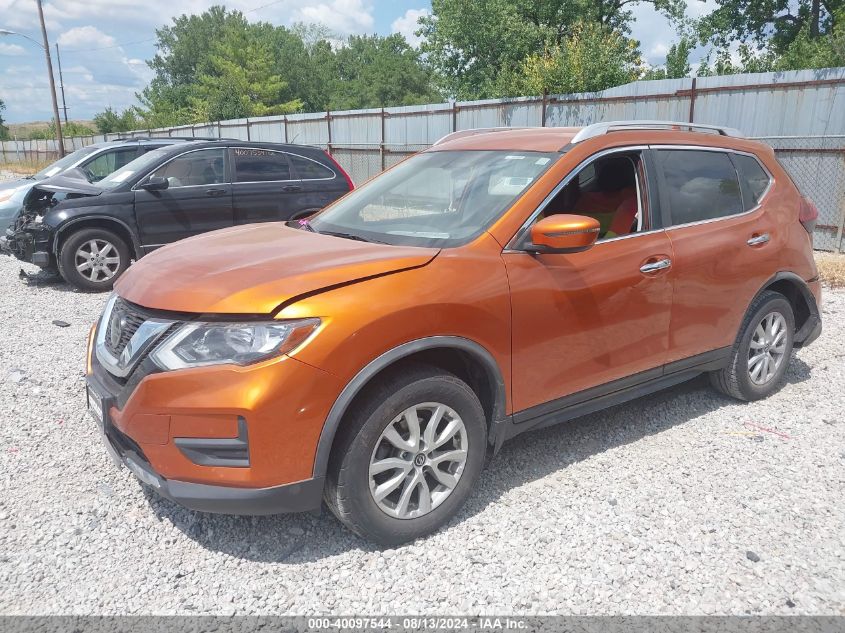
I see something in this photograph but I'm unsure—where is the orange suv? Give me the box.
[86,122,822,544]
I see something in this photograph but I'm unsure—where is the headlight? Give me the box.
[150,318,320,370]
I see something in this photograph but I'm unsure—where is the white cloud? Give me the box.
[58,25,116,49]
[391,8,429,47]
[0,43,26,56]
[293,0,374,36]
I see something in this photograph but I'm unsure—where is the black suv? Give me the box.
[4,140,353,291]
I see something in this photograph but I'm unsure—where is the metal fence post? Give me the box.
[688,77,697,123]
[326,110,332,154]
[283,116,288,143]
[380,107,386,171]
[836,151,845,253]
[246,118,251,141]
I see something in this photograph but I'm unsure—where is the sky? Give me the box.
[0,0,718,125]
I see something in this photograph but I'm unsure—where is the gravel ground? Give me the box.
[0,254,843,616]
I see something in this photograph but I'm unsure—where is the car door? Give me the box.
[134,147,232,248]
[503,147,675,418]
[653,147,779,364]
[288,152,350,217]
[231,147,306,224]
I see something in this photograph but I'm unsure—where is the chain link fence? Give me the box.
[754,136,845,253]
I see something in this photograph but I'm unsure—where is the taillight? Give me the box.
[799,196,818,236]
[324,151,355,191]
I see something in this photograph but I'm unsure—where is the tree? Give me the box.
[328,34,441,110]
[420,0,684,99]
[28,120,94,140]
[0,99,9,141]
[498,21,642,95]
[93,107,139,134]
[699,0,844,55]
[189,19,302,121]
[642,37,693,79]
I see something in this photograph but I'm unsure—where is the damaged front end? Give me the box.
[1,189,59,269]
[0,172,102,270]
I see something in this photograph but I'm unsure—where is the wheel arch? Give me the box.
[54,216,141,260]
[753,271,819,345]
[312,336,507,481]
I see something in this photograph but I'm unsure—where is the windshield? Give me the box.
[34,146,100,179]
[95,147,170,191]
[308,150,558,247]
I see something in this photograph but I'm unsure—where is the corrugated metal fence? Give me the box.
[2,68,845,251]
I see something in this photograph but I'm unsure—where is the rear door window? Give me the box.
[658,149,743,225]
[732,153,771,209]
[289,154,335,180]
[233,148,292,182]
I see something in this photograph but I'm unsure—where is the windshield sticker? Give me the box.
[109,171,134,183]
[535,157,551,165]
[504,155,525,160]
[235,148,273,157]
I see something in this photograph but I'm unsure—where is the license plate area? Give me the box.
[86,381,122,469]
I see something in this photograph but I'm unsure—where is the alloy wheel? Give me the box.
[748,311,788,385]
[75,239,121,282]
[368,402,468,520]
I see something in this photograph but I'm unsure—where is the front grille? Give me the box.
[104,298,146,357]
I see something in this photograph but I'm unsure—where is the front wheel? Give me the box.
[710,290,795,401]
[58,227,131,292]
[325,363,487,545]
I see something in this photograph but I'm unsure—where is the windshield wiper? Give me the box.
[287,219,318,233]
[321,230,387,244]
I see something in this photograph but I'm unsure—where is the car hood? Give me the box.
[0,178,33,193]
[32,171,102,196]
[116,224,440,314]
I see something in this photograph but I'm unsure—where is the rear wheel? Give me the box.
[710,291,795,401]
[58,227,131,292]
[325,363,487,545]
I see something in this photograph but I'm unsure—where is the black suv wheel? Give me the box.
[58,227,131,292]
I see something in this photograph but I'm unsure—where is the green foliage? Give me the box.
[137,6,440,127]
[420,0,684,99]
[698,0,844,55]
[92,107,139,134]
[642,37,693,79]
[0,99,9,141]
[328,34,440,110]
[28,120,95,140]
[498,22,643,96]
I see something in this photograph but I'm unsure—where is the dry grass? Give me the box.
[0,160,52,177]
[816,252,845,288]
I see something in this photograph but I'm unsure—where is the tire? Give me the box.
[325,363,487,545]
[710,290,795,401]
[57,227,131,292]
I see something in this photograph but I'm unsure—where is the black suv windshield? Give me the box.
[95,147,171,191]
[309,150,558,247]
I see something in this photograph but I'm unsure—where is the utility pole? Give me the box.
[55,42,68,123]
[35,0,64,156]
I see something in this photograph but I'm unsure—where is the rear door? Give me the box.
[654,147,779,363]
[288,152,350,217]
[133,147,232,248]
[231,147,304,225]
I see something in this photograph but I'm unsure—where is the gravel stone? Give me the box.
[0,255,843,615]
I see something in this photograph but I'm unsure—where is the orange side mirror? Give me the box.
[529,214,600,253]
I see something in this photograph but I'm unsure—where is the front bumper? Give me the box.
[3,225,53,267]
[88,372,326,515]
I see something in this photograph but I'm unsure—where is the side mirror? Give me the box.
[139,176,169,191]
[528,214,600,254]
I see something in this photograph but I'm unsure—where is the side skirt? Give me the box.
[500,347,730,444]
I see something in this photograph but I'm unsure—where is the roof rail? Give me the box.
[433,127,530,146]
[570,120,744,144]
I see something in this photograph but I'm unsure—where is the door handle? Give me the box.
[747,233,770,246]
[640,258,672,274]
[282,184,303,192]
[205,188,227,197]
